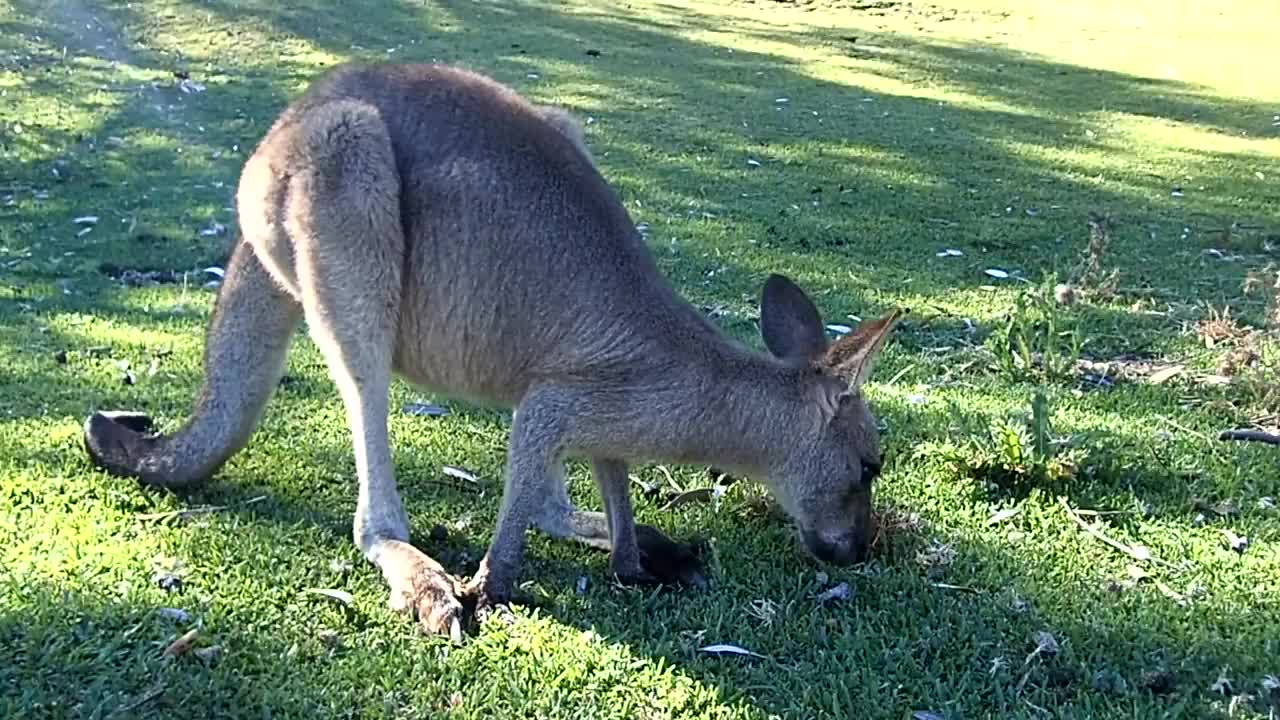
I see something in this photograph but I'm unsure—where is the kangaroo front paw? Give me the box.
[611,567,661,587]
[636,524,708,588]
[460,571,516,628]
[380,545,464,642]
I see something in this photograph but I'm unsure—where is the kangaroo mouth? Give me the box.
[800,527,868,566]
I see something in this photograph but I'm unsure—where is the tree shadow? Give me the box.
[3,0,1278,717]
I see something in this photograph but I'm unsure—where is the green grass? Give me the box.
[2,0,1279,717]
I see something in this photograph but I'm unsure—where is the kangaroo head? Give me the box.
[756,274,905,566]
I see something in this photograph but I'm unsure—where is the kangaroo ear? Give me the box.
[537,104,593,161]
[823,307,907,387]
[760,274,829,362]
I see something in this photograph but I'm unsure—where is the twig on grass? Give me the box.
[1057,496,1177,570]
[654,464,681,492]
[1155,415,1212,442]
[1072,508,1135,517]
[1023,698,1050,716]
[109,685,164,716]
[886,363,916,386]
[137,495,267,522]
[930,582,981,593]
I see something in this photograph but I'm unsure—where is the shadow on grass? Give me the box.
[7,0,1276,301]
[3,295,1275,717]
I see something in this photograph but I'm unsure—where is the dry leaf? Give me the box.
[163,628,199,657]
[986,507,1022,525]
[1222,529,1249,553]
[1091,669,1129,695]
[1147,365,1184,384]
[156,607,190,623]
[1211,669,1233,695]
[304,588,355,607]
[1059,497,1156,563]
[442,466,478,483]
[931,582,980,593]
[402,402,449,417]
[1128,544,1152,561]
[1023,630,1058,665]
[1034,630,1059,655]
[698,643,768,659]
[814,582,851,603]
[660,487,715,511]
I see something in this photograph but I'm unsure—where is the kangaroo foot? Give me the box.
[377,541,464,643]
[636,524,708,588]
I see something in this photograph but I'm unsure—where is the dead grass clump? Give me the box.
[1194,305,1251,349]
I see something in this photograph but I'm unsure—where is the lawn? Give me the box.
[1,0,1278,717]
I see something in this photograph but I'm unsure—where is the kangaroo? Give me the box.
[82,62,905,642]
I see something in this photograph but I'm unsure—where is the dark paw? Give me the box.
[612,568,661,587]
[460,577,515,629]
[473,598,515,627]
[83,411,156,478]
[635,524,708,588]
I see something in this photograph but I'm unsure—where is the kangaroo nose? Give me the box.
[802,529,867,565]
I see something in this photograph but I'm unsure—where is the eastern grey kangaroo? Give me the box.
[83,62,905,641]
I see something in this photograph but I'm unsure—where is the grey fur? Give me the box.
[82,62,906,637]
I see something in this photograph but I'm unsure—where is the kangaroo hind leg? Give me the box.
[284,99,463,640]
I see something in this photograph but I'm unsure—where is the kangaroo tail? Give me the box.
[83,240,301,488]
